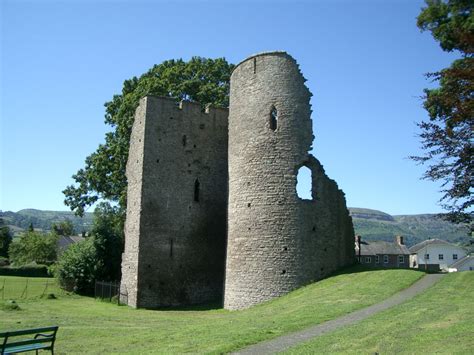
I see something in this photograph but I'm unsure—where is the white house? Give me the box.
[409,239,467,272]
[448,255,474,272]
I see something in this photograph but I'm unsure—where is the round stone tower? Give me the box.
[224,52,314,310]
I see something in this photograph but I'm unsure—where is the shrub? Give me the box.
[0,264,49,277]
[55,237,102,294]
[0,256,9,267]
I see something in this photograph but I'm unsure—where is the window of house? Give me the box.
[375,255,380,263]
[425,254,430,260]
[384,255,389,263]
[439,254,444,260]
[453,254,458,260]
[365,257,371,263]
[398,255,404,264]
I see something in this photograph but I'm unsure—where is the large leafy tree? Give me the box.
[0,218,12,258]
[63,57,234,216]
[412,0,473,223]
[8,231,58,266]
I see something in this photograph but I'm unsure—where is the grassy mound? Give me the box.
[286,272,474,354]
[0,267,423,353]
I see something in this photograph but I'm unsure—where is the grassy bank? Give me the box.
[285,272,474,354]
[1,267,423,354]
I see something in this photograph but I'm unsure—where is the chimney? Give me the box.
[396,235,404,245]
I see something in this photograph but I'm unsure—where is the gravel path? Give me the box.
[233,273,445,355]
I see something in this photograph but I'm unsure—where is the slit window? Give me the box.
[194,179,200,202]
[182,135,187,146]
[270,107,278,131]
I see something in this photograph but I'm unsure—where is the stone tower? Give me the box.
[120,96,228,308]
[224,52,354,310]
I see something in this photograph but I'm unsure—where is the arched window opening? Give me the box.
[270,107,278,131]
[296,166,313,200]
[194,179,200,202]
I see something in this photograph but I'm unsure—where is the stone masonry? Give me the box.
[120,51,355,310]
[120,97,228,308]
[224,52,354,310]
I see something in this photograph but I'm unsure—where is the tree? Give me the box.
[0,218,12,258]
[412,0,473,223]
[8,231,58,266]
[52,219,75,236]
[55,237,101,294]
[91,202,124,281]
[63,57,234,216]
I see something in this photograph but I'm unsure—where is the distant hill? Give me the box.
[0,209,94,236]
[349,207,472,248]
[1,208,471,250]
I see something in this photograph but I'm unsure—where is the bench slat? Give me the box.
[0,326,58,338]
[4,343,51,354]
[4,337,54,348]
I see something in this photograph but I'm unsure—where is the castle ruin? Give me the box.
[120,51,355,310]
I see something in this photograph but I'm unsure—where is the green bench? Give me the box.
[0,326,58,354]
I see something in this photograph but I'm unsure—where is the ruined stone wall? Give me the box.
[224,52,354,310]
[120,96,228,308]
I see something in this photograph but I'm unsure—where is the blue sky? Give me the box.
[0,0,460,215]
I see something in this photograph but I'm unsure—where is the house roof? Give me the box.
[58,235,85,250]
[358,240,410,256]
[409,239,460,253]
[450,255,474,269]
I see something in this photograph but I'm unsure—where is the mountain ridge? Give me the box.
[1,208,471,250]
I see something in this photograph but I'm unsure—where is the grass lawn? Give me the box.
[0,267,423,354]
[285,271,474,354]
[0,276,64,300]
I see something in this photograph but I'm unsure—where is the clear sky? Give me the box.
[0,0,460,215]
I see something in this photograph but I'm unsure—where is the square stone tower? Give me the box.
[120,96,228,308]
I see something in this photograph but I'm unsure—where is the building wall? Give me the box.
[224,52,354,310]
[120,96,228,308]
[413,244,467,271]
[359,254,410,268]
[456,258,474,272]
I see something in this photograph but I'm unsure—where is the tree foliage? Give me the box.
[8,231,58,266]
[91,202,124,281]
[0,218,12,258]
[55,202,125,294]
[55,237,101,294]
[412,0,473,222]
[52,219,75,236]
[63,57,234,216]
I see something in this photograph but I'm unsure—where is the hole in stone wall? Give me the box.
[247,203,251,208]
[281,270,286,275]
[253,57,257,74]
[283,247,288,251]
[182,135,187,146]
[270,107,278,131]
[194,179,200,202]
[312,226,316,232]
[296,166,313,200]
[156,159,159,163]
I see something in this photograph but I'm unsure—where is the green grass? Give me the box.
[0,276,65,300]
[284,272,474,354]
[0,267,423,354]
